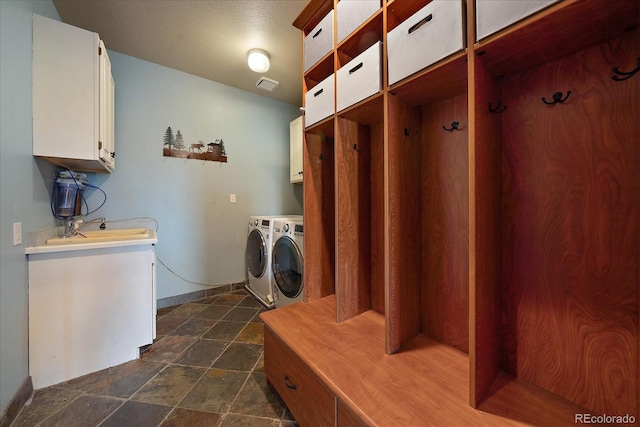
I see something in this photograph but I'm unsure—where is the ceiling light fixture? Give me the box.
[247,49,270,73]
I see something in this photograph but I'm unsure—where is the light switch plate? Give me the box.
[13,222,22,246]
[230,194,236,203]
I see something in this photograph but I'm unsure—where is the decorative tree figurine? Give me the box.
[163,126,175,150]
[175,130,185,150]
[219,139,226,156]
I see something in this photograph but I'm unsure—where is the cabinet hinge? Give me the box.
[98,141,103,149]
[98,46,102,55]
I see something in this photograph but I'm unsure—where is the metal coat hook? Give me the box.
[489,101,507,113]
[542,91,571,105]
[612,57,640,81]
[442,121,459,132]
[404,128,419,137]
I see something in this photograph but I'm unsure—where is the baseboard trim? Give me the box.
[0,376,33,427]
[157,281,247,309]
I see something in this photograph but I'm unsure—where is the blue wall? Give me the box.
[1,0,301,415]
[90,51,302,299]
[0,0,60,415]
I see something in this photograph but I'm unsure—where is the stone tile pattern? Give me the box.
[11,290,298,427]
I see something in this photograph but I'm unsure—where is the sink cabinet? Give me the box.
[27,242,156,389]
[264,0,639,424]
[33,14,115,173]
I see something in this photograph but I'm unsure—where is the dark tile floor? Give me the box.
[11,289,297,427]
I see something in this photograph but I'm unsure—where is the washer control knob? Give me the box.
[254,219,258,226]
[284,224,290,233]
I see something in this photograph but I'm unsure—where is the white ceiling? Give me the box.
[52,0,308,106]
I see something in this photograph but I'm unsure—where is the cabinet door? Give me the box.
[99,41,115,171]
[290,116,303,183]
[32,15,114,173]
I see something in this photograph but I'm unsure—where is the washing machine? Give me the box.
[271,218,304,308]
[245,215,301,308]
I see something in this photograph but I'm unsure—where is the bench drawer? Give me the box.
[264,327,335,426]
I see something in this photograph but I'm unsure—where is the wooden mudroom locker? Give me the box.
[261,0,639,425]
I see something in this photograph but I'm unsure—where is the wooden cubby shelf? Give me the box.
[262,0,639,425]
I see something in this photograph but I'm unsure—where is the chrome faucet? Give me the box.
[62,217,106,238]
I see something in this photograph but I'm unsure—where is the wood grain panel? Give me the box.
[370,121,385,314]
[500,32,639,417]
[336,118,372,322]
[386,94,422,353]
[469,53,504,406]
[303,132,335,300]
[420,94,469,353]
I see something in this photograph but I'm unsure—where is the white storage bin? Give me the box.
[387,0,464,86]
[304,10,334,72]
[305,74,335,128]
[337,42,382,112]
[336,0,380,44]
[476,0,560,40]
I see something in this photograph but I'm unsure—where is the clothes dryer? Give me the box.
[271,219,304,308]
[245,215,301,308]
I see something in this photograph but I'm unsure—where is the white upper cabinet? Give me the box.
[33,15,115,173]
[290,116,303,184]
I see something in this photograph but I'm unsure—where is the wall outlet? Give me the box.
[230,194,236,203]
[13,222,22,246]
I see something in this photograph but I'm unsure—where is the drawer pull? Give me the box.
[284,375,298,390]
[349,62,363,74]
[408,14,433,35]
[312,28,322,38]
[314,88,324,97]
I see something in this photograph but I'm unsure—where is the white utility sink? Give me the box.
[46,228,151,245]
[26,227,157,255]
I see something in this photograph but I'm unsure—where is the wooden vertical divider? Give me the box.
[467,0,503,407]
[385,93,422,354]
[468,51,503,409]
[303,131,336,301]
[369,120,385,314]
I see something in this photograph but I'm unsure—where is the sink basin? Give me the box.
[46,228,152,245]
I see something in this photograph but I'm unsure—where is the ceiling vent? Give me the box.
[256,77,279,92]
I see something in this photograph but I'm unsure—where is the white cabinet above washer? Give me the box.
[290,116,303,184]
[33,15,115,173]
